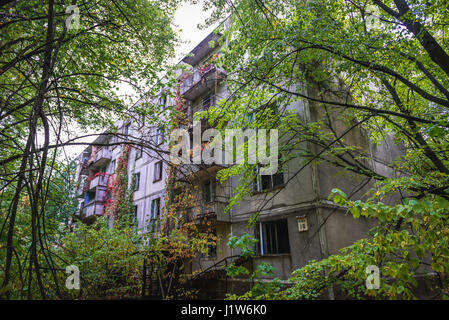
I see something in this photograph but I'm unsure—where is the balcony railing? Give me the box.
[89,174,108,190]
[77,179,87,198]
[82,201,104,218]
[179,64,226,101]
[88,147,111,169]
[178,196,230,223]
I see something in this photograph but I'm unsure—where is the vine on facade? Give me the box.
[103,144,134,222]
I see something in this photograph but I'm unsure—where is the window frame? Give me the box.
[110,159,116,174]
[135,146,143,160]
[253,166,285,193]
[203,180,216,203]
[150,197,161,232]
[155,127,164,146]
[201,92,215,111]
[123,123,131,141]
[255,219,290,255]
[153,161,163,182]
[133,172,140,191]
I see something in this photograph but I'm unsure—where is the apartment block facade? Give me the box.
[74,29,402,290]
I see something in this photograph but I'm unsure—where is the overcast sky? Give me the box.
[173,1,217,63]
[62,1,217,160]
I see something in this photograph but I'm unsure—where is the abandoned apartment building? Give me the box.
[73,30,402,296]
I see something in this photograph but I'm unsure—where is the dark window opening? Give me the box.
[255,219,290,255]
[253,167,285,192]
[203,180,216,203]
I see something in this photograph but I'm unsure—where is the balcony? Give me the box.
[89,147,111,169]
[179,64,226,101]
[179,197,230,223]
[174,161,228,183]
[77,180,87,198]
[89,174,108,190]
[182,32,221,66]
[82,201,104,218]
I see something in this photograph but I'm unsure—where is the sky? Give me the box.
[62,1,218,160]
[173,1,217,63]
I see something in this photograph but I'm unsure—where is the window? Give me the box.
[203,180,216,203]
[153,161,163,182]
[159,94,167,108]
[133,172,140,191]
[253,167,284,192]
[296,216,308,232]
[150,198,161,232]
[155,127,164,146]
[123,123,130,141]
[247,112,255,124]
[135,146,142,160]
[110,160,116,174]
[202,93,215,110]
[255,219,290,255]
[150,198,161,220]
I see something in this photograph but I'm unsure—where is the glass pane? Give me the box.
[261,175,272,190]
[273,172,284,187]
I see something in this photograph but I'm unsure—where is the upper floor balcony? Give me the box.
[179,64,226,101]
[88,147,111,170]
[174,160,228,183]
[178,196,231,224]
[81,201,104,218]
[88,174,109,191]
[77,178,88,198]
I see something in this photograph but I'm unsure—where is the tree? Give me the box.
[201,0,449,299]
[0,0,179,299]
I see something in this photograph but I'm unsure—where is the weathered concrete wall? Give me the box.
[323,208,376,255]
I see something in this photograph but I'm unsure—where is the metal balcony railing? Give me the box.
[88,147,111,169]
[178,196,230,223]
[82,201,104,218]
[179,64,226,101]
[89,174,108,190]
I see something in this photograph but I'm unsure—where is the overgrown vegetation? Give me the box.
[201,0,449,299]
[2,0,449,300]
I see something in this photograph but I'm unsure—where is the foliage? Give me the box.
[103,145,134,221]
[201,0,449,299]
[57,216,145,299]
[0,0,180,298]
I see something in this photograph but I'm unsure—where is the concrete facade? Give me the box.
[73,29,402,287]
